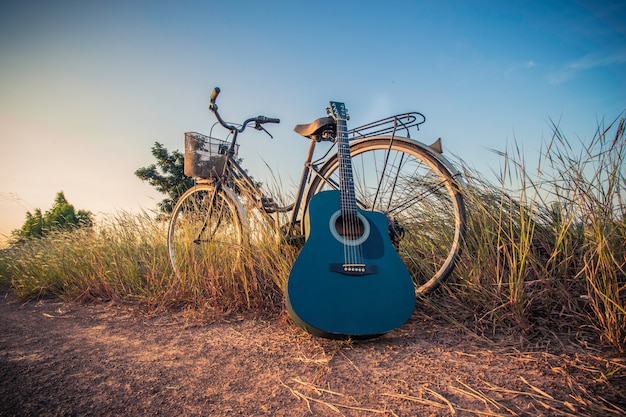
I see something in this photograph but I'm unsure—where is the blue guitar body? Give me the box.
[286,190,416,338]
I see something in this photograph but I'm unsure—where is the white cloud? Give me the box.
[547,49,626,84]
[506,60,539,75]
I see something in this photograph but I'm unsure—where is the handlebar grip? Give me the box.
[258,116,280,124]
[210,87,220,103]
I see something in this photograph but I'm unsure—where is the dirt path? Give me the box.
[0,292,624,416]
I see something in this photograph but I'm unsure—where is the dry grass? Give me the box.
[0,115,624,354]
[0,211,292,315]
[449,114,625,353]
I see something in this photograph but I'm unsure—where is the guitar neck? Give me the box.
[336,117,357,216]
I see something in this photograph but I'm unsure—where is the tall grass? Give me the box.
[0,116,623,351]
[0,211,293,314]
[452,115,625,351]
[1,212,167,302]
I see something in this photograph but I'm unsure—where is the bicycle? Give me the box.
[168,87,467,295]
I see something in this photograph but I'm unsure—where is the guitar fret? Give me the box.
[330,102,364,267]
[336,118,357,216]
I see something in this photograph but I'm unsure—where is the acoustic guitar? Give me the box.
[286,101,415,338]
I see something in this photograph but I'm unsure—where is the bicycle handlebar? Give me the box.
[210,87,220,103]
[208,87,280,134]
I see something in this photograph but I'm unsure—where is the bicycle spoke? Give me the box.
[168,184,245,279]
[307,136,466,294]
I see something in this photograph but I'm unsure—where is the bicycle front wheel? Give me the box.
[168,182,247,279]
[306,136,466,295]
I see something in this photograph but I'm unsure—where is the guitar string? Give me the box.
[338,119,351,265]
[338,122,351,265]
[345,161,359,265]
[337,117,364,269]
[346,122,364,267]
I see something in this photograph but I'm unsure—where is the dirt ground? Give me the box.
[0,291,624,417]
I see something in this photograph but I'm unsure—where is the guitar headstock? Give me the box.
[328,101,349,121]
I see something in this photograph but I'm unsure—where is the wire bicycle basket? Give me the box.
[184,132,238,179]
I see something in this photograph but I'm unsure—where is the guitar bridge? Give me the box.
[329,263,378,276]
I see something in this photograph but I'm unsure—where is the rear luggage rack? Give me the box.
[348,112,426,140]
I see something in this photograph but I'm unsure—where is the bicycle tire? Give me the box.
[305,136,467,295]
[168,182,247,279]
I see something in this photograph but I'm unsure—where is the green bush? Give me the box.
[11,191,92,243]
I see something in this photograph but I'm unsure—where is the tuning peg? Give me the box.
[326,107,331,116]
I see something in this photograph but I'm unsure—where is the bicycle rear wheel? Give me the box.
[306,136,466,295]
[168,182,247,279]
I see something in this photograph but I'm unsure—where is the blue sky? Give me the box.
[1,0,624,242]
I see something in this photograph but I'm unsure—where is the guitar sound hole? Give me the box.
[335,214,365,240]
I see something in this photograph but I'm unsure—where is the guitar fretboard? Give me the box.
[330,101,365,268]
[336,118,358,217]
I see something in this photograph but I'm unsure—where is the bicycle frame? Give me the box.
[203,87,435,242]
[207,129,329,240]
[170,88,467,294]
